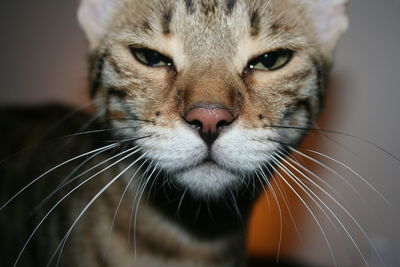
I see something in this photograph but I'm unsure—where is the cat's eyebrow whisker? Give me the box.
[268,156,338,267]
[51,153,144,267]
[274,153,385,267]
[1,142,120,211]
[12,146,143,267]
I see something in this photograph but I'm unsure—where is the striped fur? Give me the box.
[1,0,348,266]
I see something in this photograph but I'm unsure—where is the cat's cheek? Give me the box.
[212,127,280,171]
[136,124,208,170]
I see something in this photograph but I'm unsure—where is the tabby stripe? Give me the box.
[249,9,260,36]
[141,20,153,33]
[201,0,218,16]
[108,87,128,98]
[226,0,236,14]
[106,56,122,75]
[184,0,195,14]
[313,59,328,110]
[90,52,106,97]
[162,8,173,35]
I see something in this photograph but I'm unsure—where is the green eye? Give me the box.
[248,49,293,71]
[130,47,173,67]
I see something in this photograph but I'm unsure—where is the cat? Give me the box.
[0,0,349,266]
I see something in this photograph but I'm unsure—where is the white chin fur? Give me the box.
[131,121,281,197]
[176,162,241,198]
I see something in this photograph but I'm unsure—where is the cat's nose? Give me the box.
[184,107,234,146]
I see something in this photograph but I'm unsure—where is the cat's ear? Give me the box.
[308,0,350,56]
[78,0,120,49]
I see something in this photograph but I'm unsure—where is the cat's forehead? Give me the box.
[112,0,312,54]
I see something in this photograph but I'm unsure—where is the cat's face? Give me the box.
[78,0,349,198]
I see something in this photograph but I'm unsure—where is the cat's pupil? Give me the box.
[260,53,279,68]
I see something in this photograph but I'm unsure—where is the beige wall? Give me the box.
[0,1,399,266]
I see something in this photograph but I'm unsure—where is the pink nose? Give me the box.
[185,107,234,135]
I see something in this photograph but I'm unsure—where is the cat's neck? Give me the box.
[100,173,247,266]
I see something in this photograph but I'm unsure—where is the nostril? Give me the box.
[216,120,231,130]
[188,119,203,131]
[184,107,235,147]
[185,107,234,134]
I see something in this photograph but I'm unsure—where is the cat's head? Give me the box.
[78,0,349,199]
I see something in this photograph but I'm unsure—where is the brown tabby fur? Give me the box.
[0,0,348,266]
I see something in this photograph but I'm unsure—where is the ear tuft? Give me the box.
[78,0,120,49]
[309,0,350,56]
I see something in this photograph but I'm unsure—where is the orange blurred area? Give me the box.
[247,171,303,259]
[246,129,325,259]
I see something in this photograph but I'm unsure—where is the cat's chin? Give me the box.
[174,161,242,198]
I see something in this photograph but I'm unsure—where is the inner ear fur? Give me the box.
[305,0,350,56]
[78,0,122,49]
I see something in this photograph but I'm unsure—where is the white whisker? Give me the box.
[13,146,142,267]
[257,164,284,262]
[276,152,385,267]
[133,162,159,260]
[305,148,390,206]
[269,155,338,267]
[50,153,143,267]
[1,142,121,211]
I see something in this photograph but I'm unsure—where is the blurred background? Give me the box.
[0,0,399,266]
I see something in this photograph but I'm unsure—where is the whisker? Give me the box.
[267,154,307,252]
[107,156,149,245]
[257,164,283,262]
[277,151,348,204]
[133,162,159,260]
[267,138,369,203]
[128,160,154,244]
[1,142,120,211]
[176,188,188,219]
[265,124,400,163]
[229,189,242,219]
[268,156,337,267]
[41,99,99,138]
[108,117,155,123]
[12,147,142,267]
[30,148,120,214]
[0,100,102,166]
[303,148,391,206]
[275,153,384,267]
[254,171,272,213]
[53,157,142,267]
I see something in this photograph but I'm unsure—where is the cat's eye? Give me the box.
[248,49,293,72]
[130,47,173,68]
